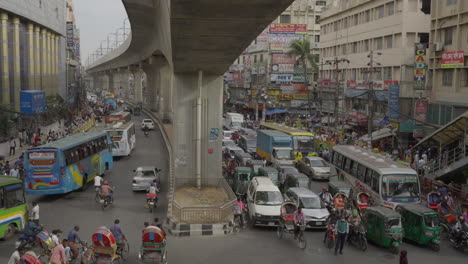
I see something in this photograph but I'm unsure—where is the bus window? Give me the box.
[371,171,379,192]
[332,152,338,164]
[337,153,343,169]
[351,161,358,176]
[344,158,352,173]
[364,168,373,186]
[357,164,366,181]
[4,184,25,208]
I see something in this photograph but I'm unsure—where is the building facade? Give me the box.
[427,0,468,127]
[0,0,66,111]
[319,0,430,135]
[226,0,329,119]
[66,0,82,106]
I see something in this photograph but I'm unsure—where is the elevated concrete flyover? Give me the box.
[86,0,293,225]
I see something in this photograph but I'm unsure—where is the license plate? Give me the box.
[315,221,322,225]
[149,202,154,206]
[100,200,104,203]
[268,222,275,226]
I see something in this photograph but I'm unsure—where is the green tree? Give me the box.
[288,38,318,115]
[46,95,69,121]
[0,104,14,137]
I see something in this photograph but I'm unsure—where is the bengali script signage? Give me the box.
[272,54,296,64]
[270,43,289,53]
[269,34,304,44]
[441,51,465,68]
[346,80,397,91]
[269,24,307,34]
[414,101,427,123]
[414,43,428,89]
[66,22,74,47]
[388,84,400,120]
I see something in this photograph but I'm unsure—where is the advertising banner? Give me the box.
[20,90,46,114]
[346,80,393,91]
[270,74,293,84]
[414,43,428,89]
[278,64,294,73]
[441,51,465,68]
[388,84,400,120]
[293,83,305,90]
[269,34,304,44]
[293,94,308,100]
[270,24,307,34]
[414,101,427,123]
[270,43,289,53]
[278,94,294,100]
[272,54,296,64]
[66,22,74,48]
[293,74,305,83]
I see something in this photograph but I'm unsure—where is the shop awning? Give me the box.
[412,111,468,149]
[360,127,395,142]
[266,109,288,115]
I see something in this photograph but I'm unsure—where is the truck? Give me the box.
[256,130,294,167]
[223,112,244,130]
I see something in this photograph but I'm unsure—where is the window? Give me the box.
[444,27,453,45]
[315,15,320,24]
[242,56,245,64]
[316,0,327,6]
[342,44,347,55]
[365,10,371,22]
[387,2,395,16]
[364,167,373,185]
[442,69,453,86]
[280,15,291,24]
[376,5,385,19]
[337,153,343,169]
[343,17,348,29]
[334,21,338,31]
[351,161,358,176]
[352,42,357,53]
[375,38,383,50]
[260,54,263,62]
[357,164,366,181]
[364,40,370,51]
[354,14,359,26]
[254,55,257,63]
[371,171,379,192]
[461,69,468,87]
[315,35,320,43]
[344,158,352,173]
[384,67,392,80]
[385,35,393,48]
[446,0,457,5]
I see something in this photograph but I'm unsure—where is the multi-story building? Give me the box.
[226,0,329,119]
[427,0,468,127]
[66,0,82,106]
[319,0,430,137]
[0,0,66,111]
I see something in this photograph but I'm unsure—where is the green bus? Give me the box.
[0,176,27,240]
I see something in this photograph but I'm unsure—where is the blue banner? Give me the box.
[388,84,400,119]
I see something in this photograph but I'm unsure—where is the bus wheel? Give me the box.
[3,224,18,240]
[80,175,88,192]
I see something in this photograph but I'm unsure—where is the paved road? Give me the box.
[0,114,169,263]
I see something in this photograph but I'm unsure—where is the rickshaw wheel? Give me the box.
[276,226,283,240]
[359,238,368,251]
[297,233,307,249]
[161,250,168,264]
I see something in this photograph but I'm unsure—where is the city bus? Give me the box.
[24,131,113,195]
[260,122,315,161]
[331,145,421,208]
[0,176,27,239]
[105,111,132,124]
[104,122,136,157]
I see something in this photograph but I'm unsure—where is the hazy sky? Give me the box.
[74,0,128,65]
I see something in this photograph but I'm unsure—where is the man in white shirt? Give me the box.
[9,165,19,178]
[94,175,103,193]
[30,202,39,225]
[8,246,24,264]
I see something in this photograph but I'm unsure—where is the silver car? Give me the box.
[132,166,161,191]
[283,187,329,229]
[296,156,332,180]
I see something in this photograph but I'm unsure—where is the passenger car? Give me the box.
[132,166,160,191]
[247,177,283,227]
[283,187,329,229]
[296,156,332,180]
[223,130,234,140]
[222,139,236,152]
[141,119,155,130]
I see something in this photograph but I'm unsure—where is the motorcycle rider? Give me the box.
[143,125,149,136]
[453,216,466,246]
[100,181,114,204]
[324,208,339,243]
[319,187,333,209]
[146,182,159,205]
[24,220,41,238]
[347,209,361,241]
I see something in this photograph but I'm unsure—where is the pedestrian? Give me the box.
[51,229,63,245]
[34,134,41,146]
[5,161,10,174]
[9,165,19,178]
[399,250,408,264]
[26,129,32,145]
[18,130,23,148]
[9,137,16,156]
[334,214,348,255]
[30,201,39,225]
[67,225,83,244]
[110,219,126,244]
[22,129,28,146]
[7,246,25,264]
[49,239,67,264]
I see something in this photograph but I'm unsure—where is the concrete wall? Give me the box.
[0,0,66,36]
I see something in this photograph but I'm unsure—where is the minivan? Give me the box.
[247,177,284,227]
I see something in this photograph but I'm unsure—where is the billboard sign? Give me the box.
[271,74,293,84]
[270,24,307,34]
[66,22,74,48]
[20,90,46,114]
[388,84,400,120]
[414,43,428,89]
[414,101,427,123]
[270,43,289,53]
[441,51,465,68]
[272,54,296,64]
[269,34,304,44]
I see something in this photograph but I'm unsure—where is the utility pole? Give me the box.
[325,57,349,129]
[363,50,382,150]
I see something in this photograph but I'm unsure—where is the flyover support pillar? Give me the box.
[120,70,130,101]
[108,71,115,94]
[173,71,223,181]
[134,70,143,104]
[142,56,167,112]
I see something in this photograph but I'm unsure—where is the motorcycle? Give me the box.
[144,130,149,137]
[323,224,336,249]
[15,234,37,249]
[449,229,468,252]
[348,224,368,251]
[145,193,158,213]
[98,189,114,210]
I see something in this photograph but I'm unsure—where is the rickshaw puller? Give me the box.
[293,206,305,239]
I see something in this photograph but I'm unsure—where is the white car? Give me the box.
[223,130,234,140]
[283,187,329,229]
[222,139,236,152]
[141,119,155,130]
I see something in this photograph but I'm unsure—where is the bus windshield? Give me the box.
[382,175,420,201]
[294,136,314,151]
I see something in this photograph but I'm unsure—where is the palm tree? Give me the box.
[288,38,318,116]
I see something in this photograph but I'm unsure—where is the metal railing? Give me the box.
[172,178,236,224]
[426,147,468,176]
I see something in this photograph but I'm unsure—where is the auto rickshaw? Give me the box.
[362,206,403,254]
[356,192,371,211]
[246,159,264,177]
[258,167,280,186]
[396,203,441,251]
[230,167,252,197]
[427,191,441,210]
[282,173,309,193]
[328,180,352,198]
[234,152,252,166]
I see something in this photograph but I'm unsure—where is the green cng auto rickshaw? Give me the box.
[328,180,352,198]
[396,203,441,251]
[282,173,310,193]
[362,206,403,254]
[247,160,264,177]
[231,167,252,197]
[258,167,280,186]
[234,152,252,167]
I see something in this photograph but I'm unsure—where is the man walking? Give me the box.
[9,165,19,179]
[30,202,40,225]
[9,137,16,156]
[18,130,23,148]
[335,215,349,255]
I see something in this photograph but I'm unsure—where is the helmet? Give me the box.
[103,181,109,185]
[352,209,358,217]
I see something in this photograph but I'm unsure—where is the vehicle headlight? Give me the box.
[255,213,263,218]
[424,230,434,236]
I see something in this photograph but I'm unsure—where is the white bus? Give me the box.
[331,145,421,208]
[105,122,136,157]
[223,113,244,130]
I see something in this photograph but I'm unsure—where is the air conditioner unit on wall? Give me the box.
[433,42,444,51]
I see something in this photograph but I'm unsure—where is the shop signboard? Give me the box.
[278,94,294,101]
[270,43,289,53]
[272,54,296,64]
[270,24,307,34]
[269,34,304,44]
[388,84,400,120]
[414,43,428,89]
[270,74,293,84]
[441,51,465,68]
[346,80,393,91]
[293,74,305,83]
[414,101,427,123]
[20,90,46,114]
[66,22,74,47]
[293,94,308,100]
